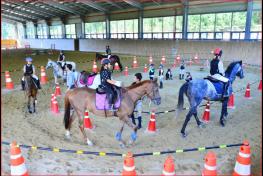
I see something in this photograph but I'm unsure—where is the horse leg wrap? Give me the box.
[130,132,137,142]
[115,132,122,141]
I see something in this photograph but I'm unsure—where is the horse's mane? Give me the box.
[126,80,152,90]
[225,61,241,75]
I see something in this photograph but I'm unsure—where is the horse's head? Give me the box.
[46,59,54,69]
[146,78,161,105]
[225,60,244,82]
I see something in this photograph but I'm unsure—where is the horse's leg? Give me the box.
[115,122,126,148]
[28,96,32,113]
[224,97,229,118]
[122,116,138,145]
[33,96,36,113]
[65,110,76,140]
[220,98,228,127]
[180,109,194,138]
[75,108,93,146]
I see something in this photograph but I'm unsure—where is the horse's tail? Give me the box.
[176,82,189,117]
[115,56,123,72]
[64,91,71,129]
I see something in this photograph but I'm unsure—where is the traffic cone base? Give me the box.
[55,86,62,96]
[146,112,156,133]
[162,156,175,176]
[52,100,59,114]
[122,152,136,176]
[5,71,14,90]
[40,66,48,84]
[83,111,94,130]
[228,94,235,109]
[202,151,217,176]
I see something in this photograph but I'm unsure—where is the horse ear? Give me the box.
[239,60,242,65]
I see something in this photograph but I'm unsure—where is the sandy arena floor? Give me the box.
[1,51,262,175]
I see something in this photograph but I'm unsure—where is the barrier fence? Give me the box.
[1,141,246,158]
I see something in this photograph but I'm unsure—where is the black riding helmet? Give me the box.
[135,73,142,81]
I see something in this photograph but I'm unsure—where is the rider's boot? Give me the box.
[137,116,142,129]
[160,81,163,89]
[130,113,136,125]
[36,79,42,89]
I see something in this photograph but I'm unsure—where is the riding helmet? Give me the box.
[101,58,111,65]
[25,57,33,62]
[214,48,223,57]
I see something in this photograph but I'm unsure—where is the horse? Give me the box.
[24,75,38,113]
[74,70,101,89]
[95,53,123,72]
[63,78,161,147]
[46,59,76,84]
[176,61,244,137]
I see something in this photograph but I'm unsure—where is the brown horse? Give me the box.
[64,78,161,147]
[24,75,38,113]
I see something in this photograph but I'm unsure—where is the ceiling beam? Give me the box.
[2,14,28,23]
[2,17,25,24]
[77,0,108,12]
[107,0,123,9]
[123,0,143,9]
[2,10,37,21]
[40,0,85,16]
[2,4,48,19]
[4,0,62,18]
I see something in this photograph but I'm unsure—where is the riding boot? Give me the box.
[182,74,184,79]
[137,116,142,129]
[36,79,42,89]
[130,113,136,125]
[179,74,181,80]
[160,81,163,89]
[21,80,25,90]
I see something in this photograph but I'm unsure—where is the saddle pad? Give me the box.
[87,75,96,86]
[211,82,223,95]
[95,93,121,110]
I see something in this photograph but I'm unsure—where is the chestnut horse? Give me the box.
[64,78,161,147]
[24,75,38,113]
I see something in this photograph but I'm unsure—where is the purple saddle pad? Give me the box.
[87,75,95,86]
[95,93,121,110]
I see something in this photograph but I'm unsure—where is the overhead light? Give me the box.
[41,5,45,8]
[25,0,29,2]
[1,1,5,4]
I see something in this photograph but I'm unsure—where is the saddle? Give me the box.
[95,86,121,110]
[204,76,225,95]
[204,76,220,83]
[80,72,97,86]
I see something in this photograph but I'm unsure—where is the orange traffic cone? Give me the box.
[202,151,217,176]
[122,152,136,176]
[40,66,48,84]
[194,54,199,64]
[55,85,62,96]
[124,66,129,76]
[258,80,262,90]
[188,58,193,66]
[149,56,153,64]
[83,110,93,129]
[50,94,56,111]
[10,141,29,176]
[132,56,138,68]
[173,58,177,68]
[161,56,166,64]
[176,55,181,64]
[114,62,120,71]
[244,84,251,99]
[147,111,156,133]
[52,100,59,113]
[228,93,235,109]
[162,156,176,176]
[233,140,251,176]
[5,71,14,90]
[202,101,210,123]
[144,64,148,73]
[92,61,97,73]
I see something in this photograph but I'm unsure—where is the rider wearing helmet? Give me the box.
[57,50,66,72]
[210,48,229,97]
[21,57,41,90]
[100,58,122,111]
[159,64,164,89]
[149,64,155,80]
[106,45,111,59]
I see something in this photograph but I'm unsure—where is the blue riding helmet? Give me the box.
[101,58,111,65]
[25,57,33,62]
[159,64,163,69]
[150,63,155,67]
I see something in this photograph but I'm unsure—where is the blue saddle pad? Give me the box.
[211,82,224,95]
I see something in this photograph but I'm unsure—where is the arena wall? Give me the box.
[21,39,261,65]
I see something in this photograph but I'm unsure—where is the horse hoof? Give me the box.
[87,140,93,146]
[198,122,206,128]
[181,132,187,138]
[119,143,126,148]
[64,135,71,141]
[29,111,32,114]
[220,120,225,127]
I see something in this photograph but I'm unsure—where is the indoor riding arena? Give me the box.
[1,0,262,175]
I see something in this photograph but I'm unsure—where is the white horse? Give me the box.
[46,59,76,84]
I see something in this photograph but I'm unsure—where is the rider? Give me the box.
[106,45,111,59]
[129,73,143,129]
[159,64,164,89]
[57,50,66,73]
[21,57,41,90]
[149,64,155,80]
[210,48,230,98]
[66,64,76,91]
[100,58,122,111]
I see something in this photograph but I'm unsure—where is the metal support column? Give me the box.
[23,23,27,39]
[245,0,253,40]
[46,20,51,39]
[33,22,38,39]
[138,10,143,39]
[61,18,66,39]
[106,15,110,39]
[182,0,189,40]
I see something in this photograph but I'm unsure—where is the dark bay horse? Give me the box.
[176,61,244,137]
[64,78,161,147]
[24,75,38,113]
[95,53,123,72]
